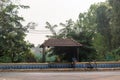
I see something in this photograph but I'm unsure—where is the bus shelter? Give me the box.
[40,38,82,62]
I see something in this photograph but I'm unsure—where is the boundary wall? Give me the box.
[0,62,120,70]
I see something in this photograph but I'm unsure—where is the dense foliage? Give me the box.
[45,0,120,62]
[0,0,35,62]
[1,0,120,63]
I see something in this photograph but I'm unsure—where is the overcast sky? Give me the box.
[19,0,106,46]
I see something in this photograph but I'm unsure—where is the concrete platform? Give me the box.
[0,71,120,80]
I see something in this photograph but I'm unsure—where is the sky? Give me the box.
[19,0,106,46]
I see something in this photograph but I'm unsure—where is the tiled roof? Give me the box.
[40,38,82,47]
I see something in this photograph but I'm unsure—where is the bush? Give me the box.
[0,56,12,63]
[111,48,120,61]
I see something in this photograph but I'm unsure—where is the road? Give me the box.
[0,71,120,80]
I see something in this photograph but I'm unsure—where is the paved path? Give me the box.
[0,71,120,80]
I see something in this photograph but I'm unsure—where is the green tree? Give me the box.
[72,11,97,61]
[93,33,108,60]
[95,3,112,51]
[109,0,120,49]
[0,0,34,62]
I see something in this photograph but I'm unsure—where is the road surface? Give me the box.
[0,71,120,80]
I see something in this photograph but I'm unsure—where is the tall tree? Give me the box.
[72,10,97,61]
[95,3,112,51]
[0,0,33,62]
[109,0,120,49]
